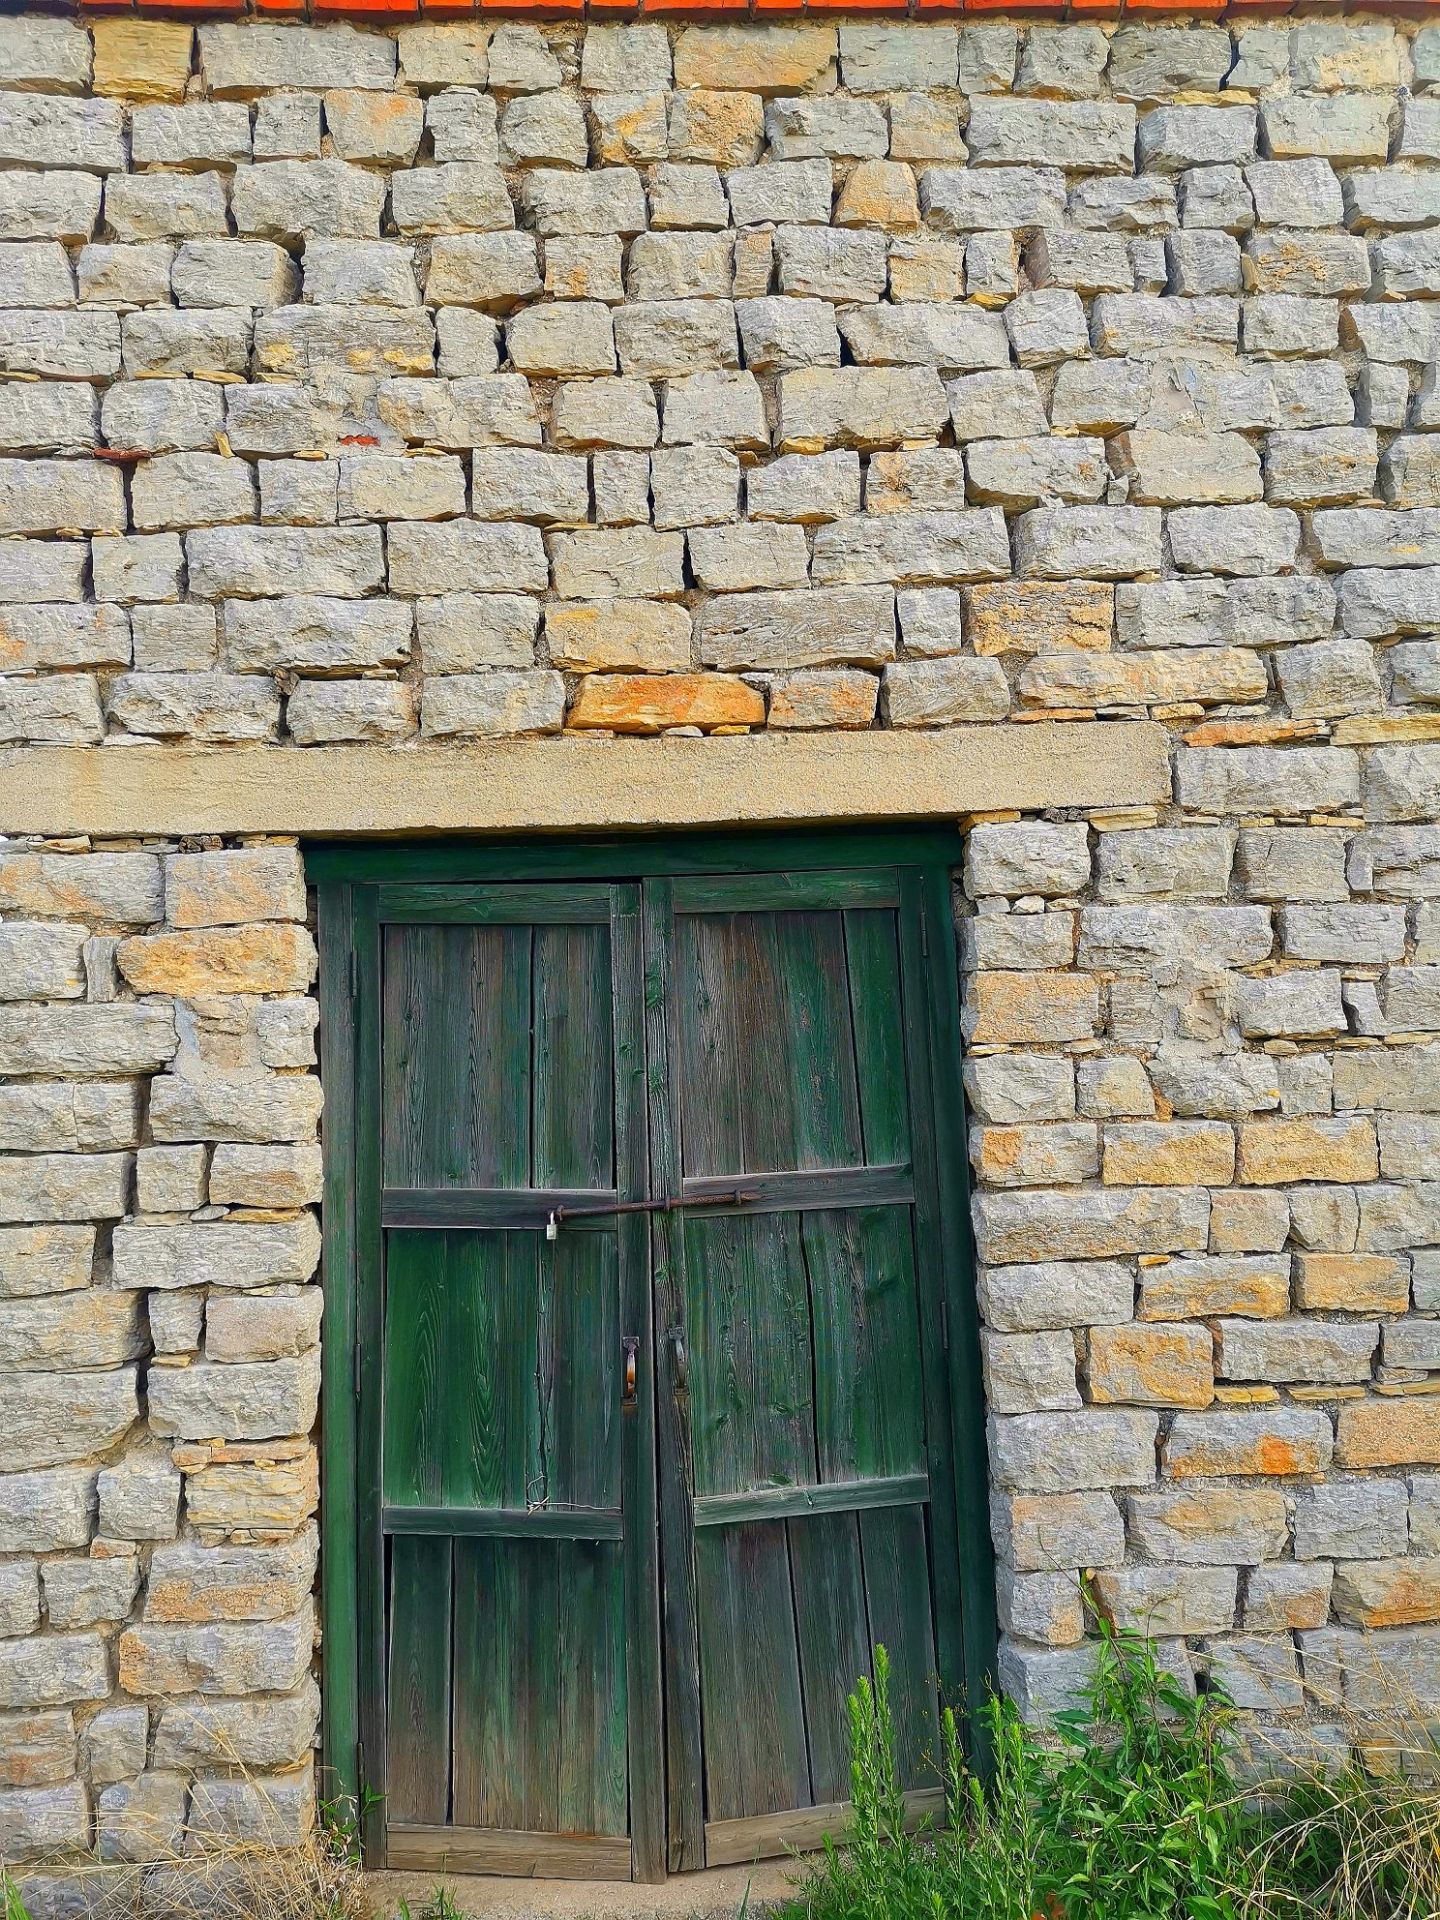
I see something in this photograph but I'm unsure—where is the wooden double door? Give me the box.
[319,837,994,1883]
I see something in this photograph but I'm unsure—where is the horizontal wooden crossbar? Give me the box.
[705,1788,945,1869]
[682,1165,913,1213]
[693,1471,930,1528]
[382,1187,616,1229]
[383,1504,624,1540]
[387,1825,633,1881]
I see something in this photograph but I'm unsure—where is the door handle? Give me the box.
[621,1334,638,1408]
[667,1326,688,1397]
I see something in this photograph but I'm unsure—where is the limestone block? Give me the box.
[736,297,841,375]
[1088,1323,1214,1409]
[421,671,566,739]
[972,1123,1098,1189]
[153,1678,319,1771]
[42,1554,140,1630]
[567,674,762,735]
[1095,1564,1237,1636]
[963,1054,1076,1126]
[0,1709,75,1790]
[112,1218,319,1296]
[0,1780,92,1863]
[1164,1408,1333,1479]
[1129,1486,1286,1565]
[988,1409,1159,1494]
[0,1225,94,1302]
[205,1291,323,1366]
[118,1604,313,1697]
[83,1706,146,1790]
[976,1188,1209,1267]
[1175,746,1359,815]
[389,521,548,596]
[0,1633,108,1710]
[1139,106,1256,174]
[0,171,101,244]
[145,1529,316,1625]
[97,1453,180,1545]
[148,1354,321,1445]
[922,167,1065,235]
[519,166,647,238]
[1243,1563,1333,1633]
[149,1067,321,1146]
[990,1489,1125,1573]
[777,366,948,452]
[0,17,91,93]
[0,1292,143,1372]
[776,228,886,302]
[674,25,836,96]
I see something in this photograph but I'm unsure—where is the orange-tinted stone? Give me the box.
[566,673,764,735]
[1337,1398,1440,1469]
[1088,1324,1215,1410]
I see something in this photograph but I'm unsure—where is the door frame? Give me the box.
[312,828,997,1875]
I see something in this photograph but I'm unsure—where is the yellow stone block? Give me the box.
[1295,1252,1411,1314]
[1102,1121,1236,1188]
[1237,1116,1379,1186]
[566,673,764,736]
[963,971,1098,1046]
[1088,1323,1215,1410]
[1337,1398,1440,1468]
[93,19,193,102]
[966,581,1113,658]
[116,925,316,998]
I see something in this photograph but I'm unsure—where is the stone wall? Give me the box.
[2,0,1440,1884]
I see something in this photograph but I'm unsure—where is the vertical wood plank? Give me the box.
[387,1536,453,1826]
[353,884,387,1861]
[317,879,360,1811]
[559,1541,629,1838]
[539,1233,620,1510]
[382,924,532,1190]
[642,877,706,1873]
[696,1522,811,1824]
[789,1512,871,1806]
[534,921,614,1191]
[842,907,911,1169]
[859,1505,941,1791]
[775,910,864,1173]
[919,863,1000,1753]
[452,1539,560,1832]
[684,1211,815,1499]
[803,1208,926,1486]
[733,913,798,1174]
[673,912,744,1179]
[615,883,665,1882]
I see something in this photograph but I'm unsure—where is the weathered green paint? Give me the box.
[315,830,994,1880]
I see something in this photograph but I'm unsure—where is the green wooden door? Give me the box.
[324,839,992,1883]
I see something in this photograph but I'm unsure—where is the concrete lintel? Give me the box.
[0,725,1171,839]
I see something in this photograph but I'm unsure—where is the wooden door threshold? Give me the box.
[706,1787,944,1867]
[367,1857,797,1918]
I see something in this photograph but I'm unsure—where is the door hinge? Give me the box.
[353,1334,362,1402]
[940,1299,950,1354]
[348,947,358,1002]
[355,1737,365,1800]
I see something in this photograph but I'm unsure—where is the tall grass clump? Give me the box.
[784,1623,1255,1920]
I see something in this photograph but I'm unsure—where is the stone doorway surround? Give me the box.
[2,0,1440,1903]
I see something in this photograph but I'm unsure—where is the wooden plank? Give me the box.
[381,1188,613,1231]
[788,1511,872,1805]
[386,1827,633,1881]
[919,862,1000,1756]
[803,1208,926,1485]
[381,922,532,1190]
[317,879,359,1810]
[695,1521,810,1826]
[672,871,899,914]
[382,1231,542,1511]
[377,882,611,925]
[613,882,665,1884]
[683,1210,815,1500]
[843,908,911,1168]
[352,883,387,1862]
[693,1474,928,1529]
[859,1504,941,1792]
[673,908,744,1181]
[540,1229,621,1511]
[897,873,969,1715]
[641,876,705,1875]
[733,912,799,1175]
[310,827,966,889]
[386,1535,452,1827]
[680,1166,912,1213]
[533,920,614,1191]
[383,1505,622,1541]
[452,1538,560,1832]
[705,1788,944,1868]
[775,910,865,1173]
[559,1540,629,1839]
